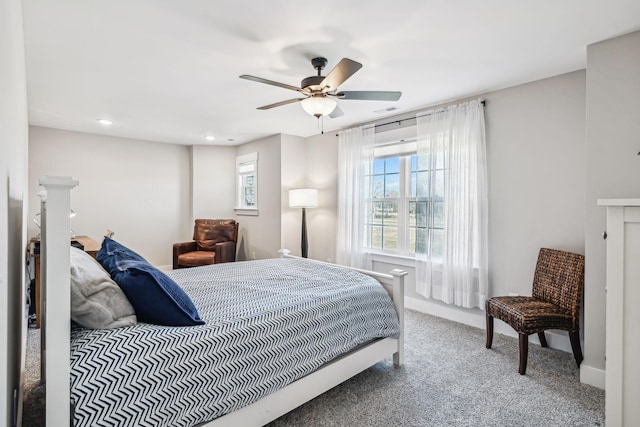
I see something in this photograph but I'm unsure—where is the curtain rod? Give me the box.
[374,99,486,129]
[336,99,485,136]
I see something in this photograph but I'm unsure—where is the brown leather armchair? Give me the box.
[173,219,238,269]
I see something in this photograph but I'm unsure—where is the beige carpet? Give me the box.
[23,329,44,427]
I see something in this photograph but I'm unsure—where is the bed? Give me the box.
[37,176,407,427]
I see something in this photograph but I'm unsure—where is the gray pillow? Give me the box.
[70,246,137,329]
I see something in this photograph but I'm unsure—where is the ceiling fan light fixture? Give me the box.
[300,96,337,118]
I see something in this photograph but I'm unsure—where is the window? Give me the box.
[235,152,258,215]
[364,147,445,258]
[409,151,445,259]
[364,157,401,252]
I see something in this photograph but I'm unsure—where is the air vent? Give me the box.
[374,106,400,114]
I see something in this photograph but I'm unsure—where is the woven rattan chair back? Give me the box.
[531,248,585,328]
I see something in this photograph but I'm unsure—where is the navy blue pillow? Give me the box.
[113,262,204,326]
[97,237,204,326]
[97,237,148,276]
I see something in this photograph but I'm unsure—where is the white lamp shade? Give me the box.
[300,96,336,117]
[289,188,318,208]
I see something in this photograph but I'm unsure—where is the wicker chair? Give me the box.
[485,248,585,375]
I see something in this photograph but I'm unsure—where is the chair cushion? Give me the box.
[97,237,205,326]
[177,251,215,267]
[486,296,574,335]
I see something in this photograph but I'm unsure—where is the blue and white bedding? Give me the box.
[70,258,400,427]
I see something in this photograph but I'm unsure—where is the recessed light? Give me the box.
[205,135,215,141]
[97,118,113,126]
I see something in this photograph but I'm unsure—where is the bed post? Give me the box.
[39,176,78,427]
[390,269,407,367]
[278,249,290,258]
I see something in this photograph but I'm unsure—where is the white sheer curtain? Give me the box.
[336,125,375,270]
[415,99,488,308]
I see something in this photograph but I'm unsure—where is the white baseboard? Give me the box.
[405,295,485,329]
[405,296,574,353]
[580,364,605,390]
[155,264,173,272]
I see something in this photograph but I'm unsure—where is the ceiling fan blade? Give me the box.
[336,91,402,101]
[257,98,306,110]
[240,75,302,92]
[329,105,344,118]
[320,58,362,91]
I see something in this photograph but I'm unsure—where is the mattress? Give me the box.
[69,258,400,426]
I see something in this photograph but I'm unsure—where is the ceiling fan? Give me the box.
[240,57,401,119]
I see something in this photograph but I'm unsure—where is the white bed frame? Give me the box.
[39,176,407,427]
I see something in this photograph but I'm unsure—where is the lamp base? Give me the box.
[301,207,308,258]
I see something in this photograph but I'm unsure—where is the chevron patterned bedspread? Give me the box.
[69,258,400,426]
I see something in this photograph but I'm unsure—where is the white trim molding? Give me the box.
[580,364,605,390]
[234,208,259,216]
[236,152,258,211]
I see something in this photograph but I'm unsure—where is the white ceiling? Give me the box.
[21,0,640,146]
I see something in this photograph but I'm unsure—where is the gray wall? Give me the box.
[305,131,339,263]
[235,134,283,261]
[583,30,640,385]
[486,71,586,298]
[1,0,29,424]
[280,134,307,258]
[28,126,192,267]
[191,145,237,223]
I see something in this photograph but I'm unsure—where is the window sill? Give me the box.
[235,208,259,216]
[367,250,443,270]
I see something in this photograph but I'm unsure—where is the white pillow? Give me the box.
[70,246,137,329]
